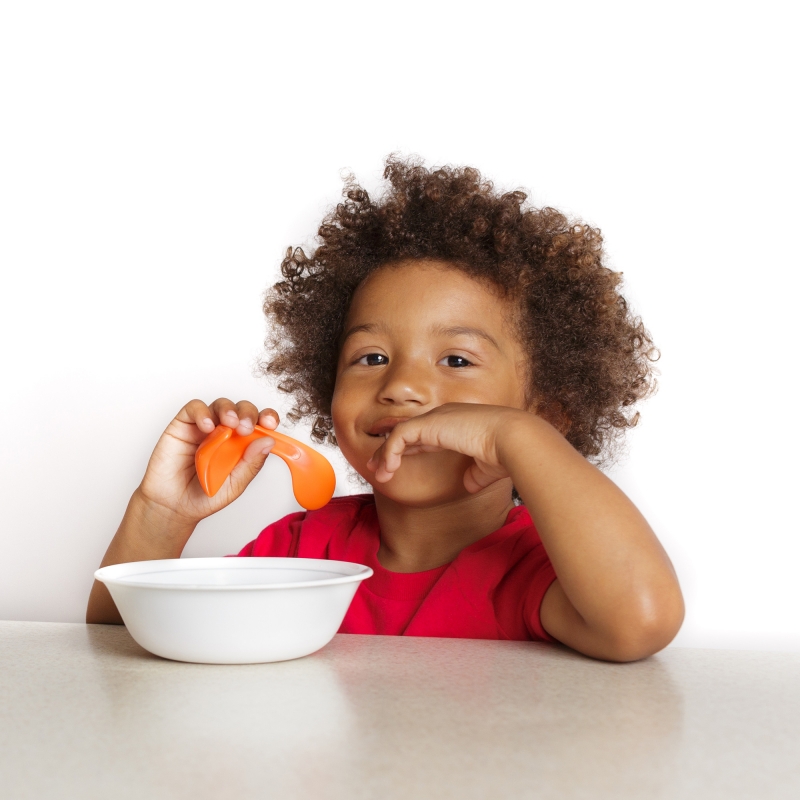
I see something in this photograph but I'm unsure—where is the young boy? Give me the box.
[87,155,684,661]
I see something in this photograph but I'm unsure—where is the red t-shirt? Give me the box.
[236,493,558,642]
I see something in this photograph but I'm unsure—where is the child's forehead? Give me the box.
[344,259,519,341]
[350,258,510,312]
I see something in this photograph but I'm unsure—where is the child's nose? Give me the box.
[378,359,431,405]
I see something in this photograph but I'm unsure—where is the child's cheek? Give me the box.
[330,393,367,468]
[330,393,349,442]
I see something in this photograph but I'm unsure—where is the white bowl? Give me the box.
[94,557,373,664]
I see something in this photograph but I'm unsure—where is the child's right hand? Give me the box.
[138,398,280,524]
[88,398,277,625]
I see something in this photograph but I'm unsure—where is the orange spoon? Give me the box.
[195,425,336,510]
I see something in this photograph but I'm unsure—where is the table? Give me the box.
[1,622,798,799]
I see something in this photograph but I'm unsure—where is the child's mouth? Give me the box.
[366,416,414,437]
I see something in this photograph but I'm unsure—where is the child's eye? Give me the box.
[356,353,388,366]
[439,355,472,368]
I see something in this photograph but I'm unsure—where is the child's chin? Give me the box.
[367,457,473,508]
[371,479,469,508]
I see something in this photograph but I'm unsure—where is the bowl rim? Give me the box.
[94,556,374,591]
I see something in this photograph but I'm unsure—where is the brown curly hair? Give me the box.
[260,153,658,466]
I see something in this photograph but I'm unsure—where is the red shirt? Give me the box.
[236,493,558,642]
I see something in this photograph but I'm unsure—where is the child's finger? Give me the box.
[209,398,243,431]
[180,399,218,434]
[366,444,384,473]
[368,435,409,482]
[372,456,397,482]
[258,408,280,429]
[380,425,420,474]
[463,462,490,494]
[233,400,259,435]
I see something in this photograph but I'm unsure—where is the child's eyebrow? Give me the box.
[340,322,384,346]
[431,324,501,350]
[340,322,500,350]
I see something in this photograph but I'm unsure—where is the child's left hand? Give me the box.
[367,400,685,662]
[366,402,522,493]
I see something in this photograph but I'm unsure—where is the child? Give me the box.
[87,154,684,662]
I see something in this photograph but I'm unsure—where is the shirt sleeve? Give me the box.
[522,559,559,642]
[492,530,559,643]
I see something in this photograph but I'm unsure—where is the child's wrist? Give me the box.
[494,410,564,472]
[127,488,198,550]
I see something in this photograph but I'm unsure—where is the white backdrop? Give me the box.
[1,1,798,650]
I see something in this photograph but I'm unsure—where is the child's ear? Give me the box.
[534,399,572,437]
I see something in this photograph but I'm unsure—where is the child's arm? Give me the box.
[86,399,279,624]
[368,403,684,662]
[498,413,684,662]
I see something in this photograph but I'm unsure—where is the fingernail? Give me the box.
[202,418,214,429]
[240,418,253,429]
[261,438,275,453]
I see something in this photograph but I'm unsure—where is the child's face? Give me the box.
[332,259,531,506]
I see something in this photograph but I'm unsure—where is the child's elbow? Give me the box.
[604,587,686,663]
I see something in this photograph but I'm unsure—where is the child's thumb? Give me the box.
[228,436,275,492]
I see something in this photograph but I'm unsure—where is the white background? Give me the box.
[1,1,798,650]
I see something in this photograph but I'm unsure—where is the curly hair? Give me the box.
[260,153,658,466]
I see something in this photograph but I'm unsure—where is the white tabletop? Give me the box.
[1,621,798,799]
